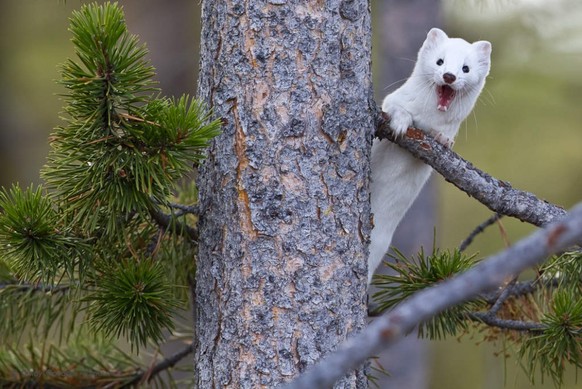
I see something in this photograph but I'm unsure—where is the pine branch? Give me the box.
[86,258,180,351]
[374,109,566,227]
[0,4,217,381]
[519,289,582,385]
[0,336,145,388]
[372,248,482,338]
[43,3,220,240]
[284,201,582,389]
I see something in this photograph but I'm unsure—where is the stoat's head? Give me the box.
[417,28,492,112]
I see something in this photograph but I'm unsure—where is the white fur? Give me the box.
[368,28,491,284]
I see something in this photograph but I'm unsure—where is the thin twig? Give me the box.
[489,277,517,316]
[167,202,199,216]
[150,198,199,217]
[481,277,560,304]
[145,343,194,382]
[149,207,198,241]
[122,343,194,387]
[466,312,546,332]
[459,213,502,252]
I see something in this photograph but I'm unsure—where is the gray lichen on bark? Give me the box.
[195,0,373,387]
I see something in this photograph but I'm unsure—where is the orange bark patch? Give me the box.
[547,224,567,249]
[406,127,425,140]
[232,98,257,239]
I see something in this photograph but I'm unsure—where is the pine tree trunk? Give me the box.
[195,1,373,387]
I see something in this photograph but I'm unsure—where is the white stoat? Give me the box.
[368,28,492,284]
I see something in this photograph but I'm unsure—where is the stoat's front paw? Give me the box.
[384,105,412,137]
[429,130,454,148]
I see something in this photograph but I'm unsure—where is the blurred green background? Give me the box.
[439,2,582,389]
[1,1,581,388]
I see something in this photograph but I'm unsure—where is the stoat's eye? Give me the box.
[436,58,444,66]
[462,65,470,73]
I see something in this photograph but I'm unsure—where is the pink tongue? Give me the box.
[437,85,455,112]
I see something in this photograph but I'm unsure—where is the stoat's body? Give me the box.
[369,28,492,283]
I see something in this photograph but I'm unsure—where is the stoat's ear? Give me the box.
[427,28,448,42]
[473,40,492,57]
[421,28,448,52]
[473,40,492,68]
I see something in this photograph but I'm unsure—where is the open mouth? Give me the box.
[437,85,455,112]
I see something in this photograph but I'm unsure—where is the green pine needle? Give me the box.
[540,251,582,290]
[0,281,73,341]
[0,260,12,282]
[0,185,79,283]
[0,332,148,388]
[42,2,220,238]
[518,289,582,386]
[87,259,180,351]
[372,247,483,339]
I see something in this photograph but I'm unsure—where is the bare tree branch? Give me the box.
[459,213,502,252]
[466,312,546,332]
[374,109,566,227]
[482,278,559,304]
[152,198,199,217]
[488,277,517,316]
[122,343,194,387]
[283,201,582,389]
[166,202,199,216]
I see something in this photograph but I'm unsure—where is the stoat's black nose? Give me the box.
[443,73,456,84]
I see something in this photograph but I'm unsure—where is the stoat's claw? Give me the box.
[430,130,453,148]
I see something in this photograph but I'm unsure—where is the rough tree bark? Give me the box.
[195,1,373,387]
